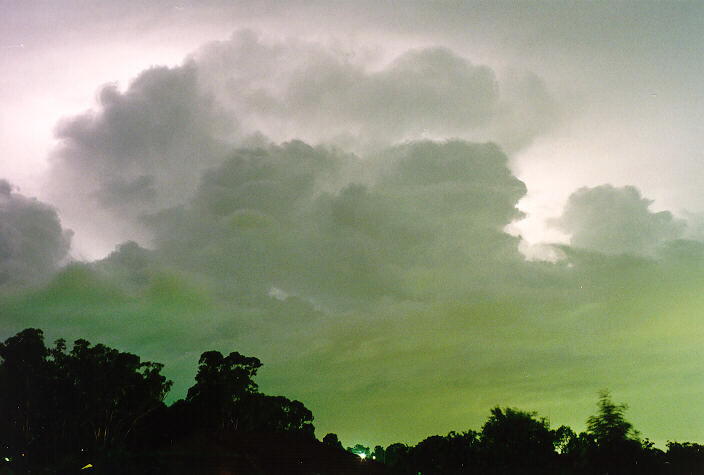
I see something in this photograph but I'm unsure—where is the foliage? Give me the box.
[3,328,704,474]
[180,349,315,436]
[239,393,315,435]
[410,430,480,475]
[480,407,557,473]
[322,432,344,450]
[0,328,172,471]
[586,391,637,446]
[348,443,370,458]
[665,441,704,473]
[185,350,262,430]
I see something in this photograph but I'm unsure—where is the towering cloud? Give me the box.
[46,30,557,258]
[193,31,556,151]
[3,23,703,448]
[47,64,233,255]
[0,180,72,289]
[556,185,686,256]
[140,140,526,309]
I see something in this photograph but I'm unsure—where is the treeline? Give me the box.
[2,328,703,474]
[0,328,314,473]
[328,395,704,475]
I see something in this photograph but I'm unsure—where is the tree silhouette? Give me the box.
[322,432,344,450]
[239,393,314,435]
[583,391,644,474]
[372,444,385,462]
[586,391,636,446]
[0,329,172,471]
[185,350,262,430]
[6,327,704,474]
[384,442,410,473]
[480,406,557,473]
[410,431,480,475]
[0,328,52,461]
[55,338,172,448]
[665,441,704,474]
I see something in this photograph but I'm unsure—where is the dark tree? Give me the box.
[479,407,557,473]
[322,432,344,450]
[348,443,370,458]
[372,444,385,462]
[583,391,644,474]
[665,441,704,474]
[239,393,314,435]
[0,329,172,471]
[55,338,172,449]
[410,430,480,475]
[0,328,53,462]
[586,391,636,446]
[185,350,262,430]
[384,443,410,473]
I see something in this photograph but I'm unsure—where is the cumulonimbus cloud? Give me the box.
[0,179,72,290]
[5,27,703,446]
[46,30,558,259]
[555,184,686,256]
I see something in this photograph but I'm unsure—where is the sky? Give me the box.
[1,0,704,448]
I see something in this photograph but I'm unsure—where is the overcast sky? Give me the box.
[1,0,704,448]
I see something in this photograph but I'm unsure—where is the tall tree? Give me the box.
[185,350,262,430]
[584,391,643,474]
[239,394,314,435]
[56,338,172,448]
[586,391,636,446]
[480,407,557,473]
[0,328,52,458]
[0,328,172,470]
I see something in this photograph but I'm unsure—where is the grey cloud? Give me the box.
[52,63,233,214]
[0,179,72,289]
[47,64,235,256]
[555,185,686,256]
[6,141,704,445]
[46,30,556,257]
[144,139,527,308]
[95,175,157,208]
[283,47,499,139]
[193,30,554,151]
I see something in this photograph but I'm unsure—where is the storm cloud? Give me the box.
[556,185,686,256]
[0,180,72,290]
[2,15,704,450]
[47,30,557,258]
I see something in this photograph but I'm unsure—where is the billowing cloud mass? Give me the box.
[0,180,72,290]
[556,185,686,256]
[48,63,234,254]
[47,31,557,257]
[3,23,704,450]
[194,31,558,152]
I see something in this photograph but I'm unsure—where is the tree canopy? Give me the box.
[2,328,704,474]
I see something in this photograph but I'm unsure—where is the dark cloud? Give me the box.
[0,179,72,289]
[141,140,526,308]
[95,175,157,208]
[45,30,557,257]
[556,185,686,256]
[47,64,234,254]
